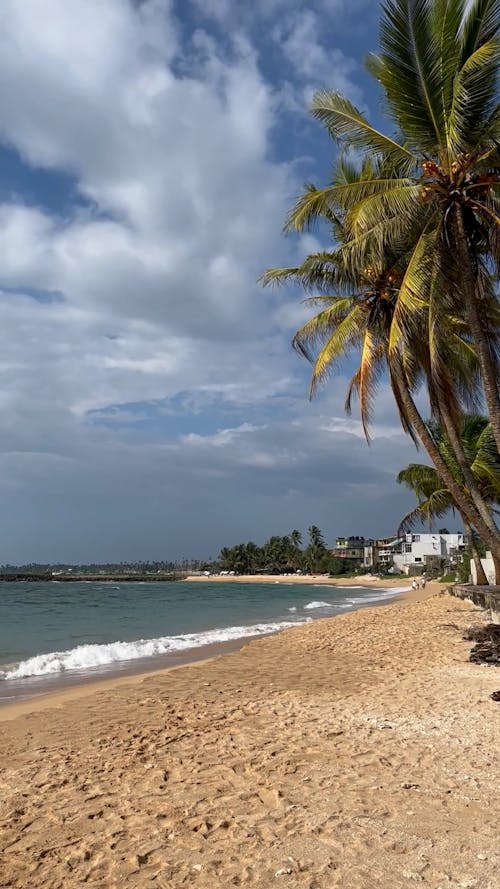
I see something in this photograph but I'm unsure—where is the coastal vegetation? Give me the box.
[219,526,354,575]
[0,561,187,581]
[263,0,500,575]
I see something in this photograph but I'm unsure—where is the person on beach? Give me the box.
[411,579,418,590]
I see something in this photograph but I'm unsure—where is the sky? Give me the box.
[0,0,453,564]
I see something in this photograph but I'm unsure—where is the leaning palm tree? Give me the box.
[263,157,500,563]
[285,0,500,450]
[397,415,500,582]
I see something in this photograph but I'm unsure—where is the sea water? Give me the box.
[0,580,407,703]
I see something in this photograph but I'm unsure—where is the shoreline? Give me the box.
[0,579,437,721]
[0,588,498,888]
[185,571,416,586]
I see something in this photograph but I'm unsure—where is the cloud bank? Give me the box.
[0,0,433,562]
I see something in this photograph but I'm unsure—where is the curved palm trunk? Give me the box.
[390,359,500,563]
[454,208,500,452]
[438,400,499,536]
[463,521,489,586]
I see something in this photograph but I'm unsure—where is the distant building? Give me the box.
[331,536,368,566]
[373,537,398,568]
[379,533,465,573]
[332,532,466,573]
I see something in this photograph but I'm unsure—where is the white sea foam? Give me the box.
[1,586,412,682]
[1,619,304,681]
[345,586,411,605]
[304,600,331,610]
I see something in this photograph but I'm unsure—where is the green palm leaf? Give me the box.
[296,304,367,396]
[310,90,417,169]
[368,0,448,154]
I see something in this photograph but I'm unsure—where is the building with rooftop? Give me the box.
[331,532,466,574]
[381,532,466,574]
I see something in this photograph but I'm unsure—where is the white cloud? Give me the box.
[274,9,361,103]
[0,0,299,425]
[0,0,428,561]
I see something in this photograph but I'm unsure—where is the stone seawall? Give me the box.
[450,583,500,624]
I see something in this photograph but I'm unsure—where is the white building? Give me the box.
[470,551,496,585]
[386,532,465,573]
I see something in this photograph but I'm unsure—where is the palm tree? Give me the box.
[263,156,500,563]
[304,525,328,573]
[397,415,500,582]
[284,0,500,451]
[265,2,500,563]
[308,525,326,549]
[245,541,261,573]
[290,529,303,570]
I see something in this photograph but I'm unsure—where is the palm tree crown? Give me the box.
[397,415,500,532]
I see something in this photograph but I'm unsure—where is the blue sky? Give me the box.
[0,0,448,563]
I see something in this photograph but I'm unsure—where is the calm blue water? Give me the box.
[0,580,405,703]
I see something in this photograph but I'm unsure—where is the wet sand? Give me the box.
[0,575,413,709]
[0,586,499,888]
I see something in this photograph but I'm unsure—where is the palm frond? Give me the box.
[388,223,435,354]
[398,461,441,492]
[284,177,416,233]
[430,0,464,167]
[309,90,417,170]
[460,0,500,61]
[358,331,386,440]
[345,184,423,238]
[370,0,449,155]
[284,184,340,233]
[449,39,500,154]
[291,299,358,364]
[344,367,361,416]
[305,305,367,397]
[261,252,346,293]
[397,488,453,533]
[260,266,302,288]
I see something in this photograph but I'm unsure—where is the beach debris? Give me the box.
[401,782,420,790]
[274,858,299,877]
[490,690,500,701]
[464,624,500,665]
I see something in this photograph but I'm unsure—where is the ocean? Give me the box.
[0,579,407,704]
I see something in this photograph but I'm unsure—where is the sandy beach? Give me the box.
[0,586,499,888]
[185,572,414,588]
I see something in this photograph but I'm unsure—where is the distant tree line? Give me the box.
[218,526,354,576]
[0,560,179,576]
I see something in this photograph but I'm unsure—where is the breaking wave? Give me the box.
[0,586,410,682]
[304,600,331,610]
[1,618,304,681]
